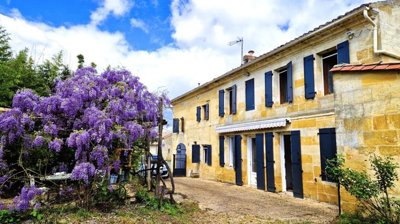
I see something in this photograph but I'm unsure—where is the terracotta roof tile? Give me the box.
[361,65,377,70]
[374,64,389,70]
[331,62,400,73]
[386,64,400,70]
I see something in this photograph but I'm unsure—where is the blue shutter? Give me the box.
[265,132,275,192]
[245,79,255,111]
[218,90,225,117]
[207,145,212,166]
[319,128,337,182]
[291,130,303,198]
[265,71,273,107]
[205,104,209,120]
[196,106,201,122]
[172,118,179,133]
[337,40,350,64]
[192,144,200,163]
[219,136,225,167]
[234,135,243,186]
[287,61,293,103]
[256,133,265,190]
[303,55,316,100]
[232,85,237,114]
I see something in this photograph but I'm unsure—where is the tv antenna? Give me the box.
[228,37,243,65]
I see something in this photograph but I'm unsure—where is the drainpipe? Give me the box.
[363,7,400,60]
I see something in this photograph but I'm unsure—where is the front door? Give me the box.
[247,137,257,186]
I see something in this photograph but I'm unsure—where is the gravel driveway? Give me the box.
[174,177,338,223]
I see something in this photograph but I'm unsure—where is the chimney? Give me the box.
[243,50,255,64]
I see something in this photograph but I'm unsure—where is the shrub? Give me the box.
[326,155,400,223]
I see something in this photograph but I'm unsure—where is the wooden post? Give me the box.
[155,98,164,208]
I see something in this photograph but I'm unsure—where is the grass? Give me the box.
[41,200,201,223]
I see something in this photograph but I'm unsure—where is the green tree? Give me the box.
[0,26,12,62]
[0,26,72,107]
[77,54,85,68]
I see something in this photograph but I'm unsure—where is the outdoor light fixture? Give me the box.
[346,31,355,39]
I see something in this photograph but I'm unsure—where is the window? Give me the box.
[203,145,212,166]
[226,85,237,115]
[279,69,288,103]
[228,88,233,114]
[172,118,179,133]
[322,50,337,95]
[228,137,235,167]
[319,128,337,182]
[202,104,209,120]
[245,79,255,111]
[180,117,184,133]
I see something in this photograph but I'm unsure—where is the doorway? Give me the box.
[283,135,293,191]
[247,137,257,186]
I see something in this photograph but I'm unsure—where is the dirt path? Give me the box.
[174,177,338,223]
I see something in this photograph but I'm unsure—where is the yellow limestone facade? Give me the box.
[171,1,400,210]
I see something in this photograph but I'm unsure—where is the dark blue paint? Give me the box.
[256,133,265,190]
[291,130,303,198]
[303,55,316,99]
[265,132,275,192]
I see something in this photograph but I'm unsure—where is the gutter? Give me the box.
[363,7,400,60]
[171,4,369,104]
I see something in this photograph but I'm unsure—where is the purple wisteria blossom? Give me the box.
[11,186,42,212]
[48,139,63,152]
[32,135,45,148]
[71,162,96,185]
[0,67,168,202]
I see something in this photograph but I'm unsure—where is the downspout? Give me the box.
[363,7,400,60]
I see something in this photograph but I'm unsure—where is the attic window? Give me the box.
[322,50,337,95]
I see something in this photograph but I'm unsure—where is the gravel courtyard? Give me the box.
[174,177,338,223]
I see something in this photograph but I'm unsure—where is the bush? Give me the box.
[326,155,400,223]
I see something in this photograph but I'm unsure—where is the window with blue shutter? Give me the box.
[286,61,293,103]
[245,79,255,111]
[172,118,179,133]
[219,136,224,167]
[337,40,350,64]
[303,55,316,100]
[218,90,224,117]
[265,71,273,107]
[319,128,337,182]
[203,104,209,120]
[232,85,237,114]
[180,117,184,133]
[192,144,200,163]
[196,106,201,122]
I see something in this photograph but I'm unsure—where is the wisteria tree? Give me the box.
[0,67,168,211]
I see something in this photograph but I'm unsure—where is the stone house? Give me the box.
[170,1,400,211]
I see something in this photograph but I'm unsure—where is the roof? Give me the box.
[331,62,400,72]
[171,2,375,104]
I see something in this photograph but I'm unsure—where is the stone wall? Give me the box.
[333,70,400,210]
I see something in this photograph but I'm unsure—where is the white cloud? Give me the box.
[0,0,374,99]
[90,0,134,26]
[130,18,149,33]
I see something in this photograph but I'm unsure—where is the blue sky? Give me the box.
[0,0,372,101]
[1,0,174,51]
